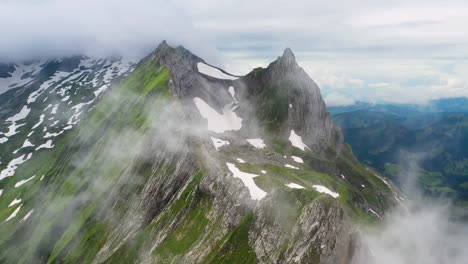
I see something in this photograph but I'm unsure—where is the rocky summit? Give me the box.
[0,41,402,263]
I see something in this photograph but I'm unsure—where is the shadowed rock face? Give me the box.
[0,63,15,78]
[252,193,356,264]
[243,48,343,156]
[150,41,343,157]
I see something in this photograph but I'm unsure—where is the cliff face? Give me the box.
[0,41,399,264]
[242,48,343,156]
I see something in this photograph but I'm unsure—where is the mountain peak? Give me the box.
[282,48,295,61]
[158,40,169,48]
[275,47,299,71]
[154,40,173,55]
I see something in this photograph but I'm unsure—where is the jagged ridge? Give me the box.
[0,41,401,264]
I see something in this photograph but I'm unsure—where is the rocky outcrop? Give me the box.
[242,48,343,156]
[251,191,355,264]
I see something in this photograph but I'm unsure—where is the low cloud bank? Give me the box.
[354,200,468,264]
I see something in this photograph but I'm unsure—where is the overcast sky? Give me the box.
[1,0,467,105]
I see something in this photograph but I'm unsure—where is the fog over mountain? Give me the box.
[0,1,467,264]
[1,0,468,104]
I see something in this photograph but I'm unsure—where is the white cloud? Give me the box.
[324,92,355,106]
[0,0,467,104]
[369,82,391,88]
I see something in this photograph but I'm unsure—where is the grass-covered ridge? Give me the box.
[0,55,174,263]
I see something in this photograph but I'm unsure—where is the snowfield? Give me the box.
[284,164,299,169]
[247,138,266,149]
[210,137,230,151]
[5,204,22,222]
[291,156,304,163]
[286,183,305,189]
[226,162,266,200]
[236,158,246,163]
[228,86,238,103]
[8,198,21,207]
[289,130,310,151]
[197,62,238,80]
[0,61,43,95]
[0,153,33,181]
[14,174,36,188]
[193,97,242,133]
[36,140,54,150]
[6,106,31,122]
[312,185,339,198]
[20,209,34,222]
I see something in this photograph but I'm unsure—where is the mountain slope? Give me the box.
[333,110,468,202]
[0,42,399,264]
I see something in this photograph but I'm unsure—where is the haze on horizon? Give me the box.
[1,0,467,105]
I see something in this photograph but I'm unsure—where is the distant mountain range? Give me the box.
[328,97,468,116]
[329,99,468,204]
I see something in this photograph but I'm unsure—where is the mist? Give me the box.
[1,0,468,104]
[0,0,220,63]
[353,151,468,264]
[353,200,468,264]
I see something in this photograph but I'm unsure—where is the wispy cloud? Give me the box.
[1,0,467,103]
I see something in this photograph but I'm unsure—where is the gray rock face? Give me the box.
[244,49,343,156]
[251,192,355,264]
[151,41,343,157]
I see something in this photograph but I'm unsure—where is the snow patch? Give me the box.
[32,114,45,129]
[3,122,25,137]
[14,174,36,188]
[286,183,305,189]
[28,71,69,104]
[36,140,54,150]
[291,156,304,163]
[13,139,35,154]
[210,137,230,151]
[8,198,21,207]
[236,158,246,164]
[226,162,266,200]
[193,97,242,133]
[261,170,267,174]
[312,185,339,198]
[369,208,380,218]
[247,138,266,149]
[20,209,34,222]
[0,153,33,181]
[0,61,43,95]
[94,84,108,97]
[6,106,31,122]
[50,104,59,115]
[197,62,238,80]
[289,130,310,151]
[5,204,22,222]
[284,164,299,169]
[228,86,238,103]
